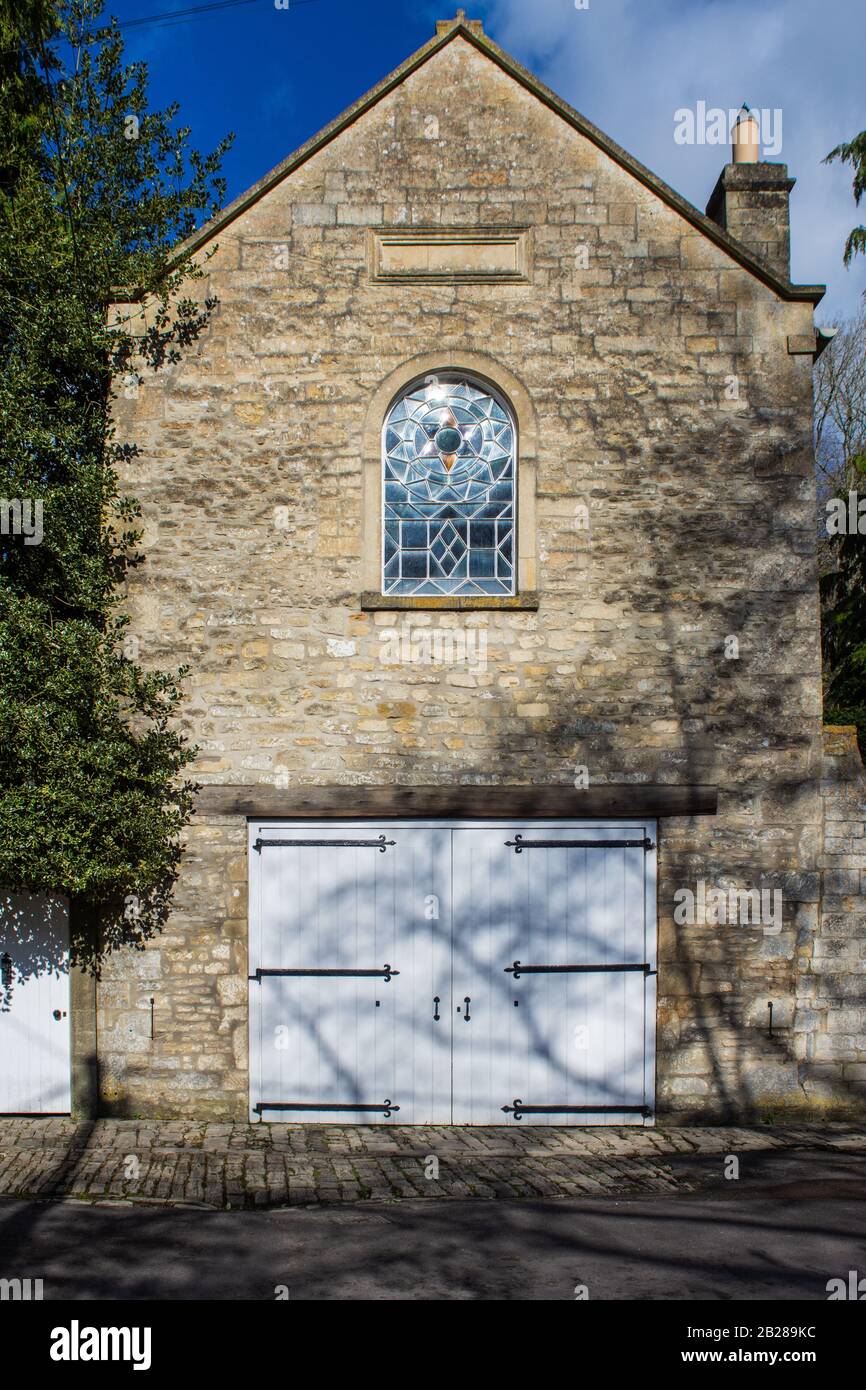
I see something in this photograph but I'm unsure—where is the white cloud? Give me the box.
[481,0,866,322]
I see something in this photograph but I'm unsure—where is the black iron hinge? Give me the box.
[502,1100,653,1119]
[250,965,399,982]
[255,1100,399,1117]
[254,835,395,854]
[504,961,655,979]
[505,835,655,853]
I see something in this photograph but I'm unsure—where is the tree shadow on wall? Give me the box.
[0,891,70,1011]
[253,843,645,1118]
[374,411,860,1124]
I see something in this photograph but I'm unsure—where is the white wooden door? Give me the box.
[249,820,656,1125]
[0,893,71,1114]
[249,824,451,1123]
[451,825,656,1125]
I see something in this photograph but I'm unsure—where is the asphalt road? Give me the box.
[1,1149,864,1300]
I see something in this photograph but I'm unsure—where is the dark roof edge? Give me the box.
[142,21,824,307]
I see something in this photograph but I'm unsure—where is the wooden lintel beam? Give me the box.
[196,783,718,820]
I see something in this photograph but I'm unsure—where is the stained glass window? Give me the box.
[382,376,516,596]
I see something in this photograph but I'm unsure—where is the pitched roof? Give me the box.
[174,12,823,304]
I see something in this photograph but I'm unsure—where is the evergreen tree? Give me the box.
[821,455,866,755]
[0,0,232,958]
[821,130,866,754]
[825,130,866,267]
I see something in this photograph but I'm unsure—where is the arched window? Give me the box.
[382,374,516,596]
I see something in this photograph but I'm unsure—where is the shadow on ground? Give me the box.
[0,1148,863,1301]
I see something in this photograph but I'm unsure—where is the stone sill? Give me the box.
[360,592,539,612]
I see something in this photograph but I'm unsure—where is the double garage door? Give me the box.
[249,820,657,1125]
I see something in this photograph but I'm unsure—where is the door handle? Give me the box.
[53,1010,66,1021]
[433,996,440,1021]
[457,996,471,1022]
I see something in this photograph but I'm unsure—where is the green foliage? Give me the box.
[825,131,866,266]
[821,455,866,758]
[0,0,232,958]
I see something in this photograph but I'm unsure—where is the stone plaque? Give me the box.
[370,227,529,282]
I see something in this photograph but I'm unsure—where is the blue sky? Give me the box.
[109,0,865,323]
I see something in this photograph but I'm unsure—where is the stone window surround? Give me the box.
[360,351,538,611]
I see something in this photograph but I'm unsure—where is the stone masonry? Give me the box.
[808,729,866,1099]
[2,1117,864,1208]
[92,15,866,1122]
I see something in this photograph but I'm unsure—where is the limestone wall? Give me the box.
[657,729,866,1121]
[801,728,866,1112]
[94,34,853,1121]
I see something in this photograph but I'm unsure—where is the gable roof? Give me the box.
[173,12,823,305]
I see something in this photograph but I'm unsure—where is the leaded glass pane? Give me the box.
[382,376,516,596]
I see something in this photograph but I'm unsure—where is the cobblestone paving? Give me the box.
[0,1119,863,1210]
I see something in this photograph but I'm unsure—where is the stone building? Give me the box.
[6,11,864,1125]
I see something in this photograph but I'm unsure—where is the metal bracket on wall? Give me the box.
[504,835,655,852]
[254,835,396,853]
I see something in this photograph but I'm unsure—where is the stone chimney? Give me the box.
[705,107,795,281]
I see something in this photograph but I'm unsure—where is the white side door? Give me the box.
[451,824,656,1125]
[249,824,452,1123]
[0,893,71,1114]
